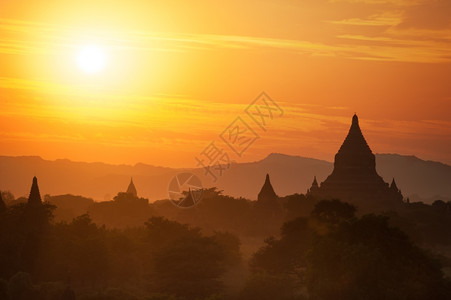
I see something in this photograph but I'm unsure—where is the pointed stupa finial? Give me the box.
[258,173,278,201]
[336,113,372,159]
[256,173,281,214]
[390,178,398,191]
[312,176,318,188]
[352,113,358,125]
[307,175,320,195]
[28,176,42,206]
[126,177,138,197]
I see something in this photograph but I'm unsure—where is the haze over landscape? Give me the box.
[1,152,450,203]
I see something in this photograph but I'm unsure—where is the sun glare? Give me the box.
[77,45,107,74]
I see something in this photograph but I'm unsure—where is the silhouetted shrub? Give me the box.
[240,272,304,300]
[307,214,451,299]
[8,272,36,300]
[145,217,232,299]
[38,281,66,300]
[0,278,8,300]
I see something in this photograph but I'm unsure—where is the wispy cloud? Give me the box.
[1,16,451,63]
[1,0,450,166]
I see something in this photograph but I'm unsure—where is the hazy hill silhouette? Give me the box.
[0,153,450,203]
[376,153,451,203]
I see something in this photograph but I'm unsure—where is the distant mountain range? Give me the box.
[0,153,450,203]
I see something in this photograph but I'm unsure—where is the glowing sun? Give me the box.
[77,45,107,74]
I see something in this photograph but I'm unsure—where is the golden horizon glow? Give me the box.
[0,0,450,167]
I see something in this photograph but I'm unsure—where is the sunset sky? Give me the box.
[1,0,450,167]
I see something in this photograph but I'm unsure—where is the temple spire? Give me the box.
[352,113,358,125]
[312,176,318,188]
[258,174,277,199]
[256,173,281,215]
[390,178,398,191]
[390,178,400,193]
[338,114,372,155]
[308,176,319,194]
[28,176,42,206]
[332,114,375,174]
[389,178,403,202]
[126,177,138,197]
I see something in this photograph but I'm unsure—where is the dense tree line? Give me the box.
[0,198,240,300]
[2,188,451,299]
[244,200,451,300]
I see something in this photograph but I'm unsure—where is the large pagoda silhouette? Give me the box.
[307,114,403,210]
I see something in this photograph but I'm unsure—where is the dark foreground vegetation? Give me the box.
[1,189,451,299]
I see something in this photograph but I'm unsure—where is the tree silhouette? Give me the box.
[8,272,36,300]
[145,217,233,299]
[0,192,6,214]
[60,286,76,300]
[311,199,356,227]
[307,214,451,299]
[248,199,451,300]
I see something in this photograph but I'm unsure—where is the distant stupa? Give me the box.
[256,174,282,214]
[390,178,403,201]
[28,176,42,206]
[126,177,138,197]
[307,114,403,209]
[307,176,319,194]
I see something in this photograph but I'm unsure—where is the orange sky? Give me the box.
[1,0,450,167]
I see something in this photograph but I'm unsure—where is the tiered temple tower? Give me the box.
[307,114,403,210]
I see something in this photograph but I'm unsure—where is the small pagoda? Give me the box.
[126,177,138,198]
[255,174,282,215]
[28,176,43,206]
